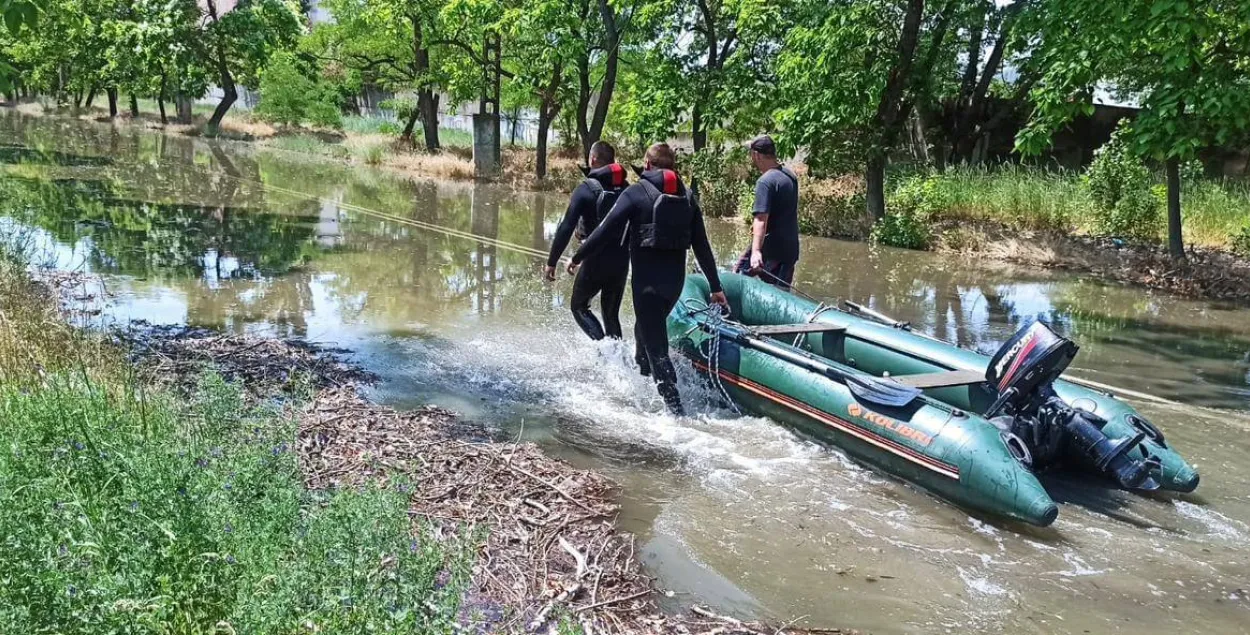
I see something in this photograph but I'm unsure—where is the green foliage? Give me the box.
[870,176,936,250]
[1232,225,1250,258]
[798,185,869,239]
[256,52,310,126]
[256,52,342,129]
[1085,128,1161,243]
[0,367,472,633]
[685,147,753,218]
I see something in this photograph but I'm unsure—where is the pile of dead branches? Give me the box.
[126,327,849,635]
[119,322,375,397]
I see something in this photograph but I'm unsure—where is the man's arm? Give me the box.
[749,176,773,270]
[545,184,592,276]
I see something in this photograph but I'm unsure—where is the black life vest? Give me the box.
[575,165,627,240]
[635,170,693,251]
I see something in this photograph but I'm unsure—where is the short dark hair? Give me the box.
[644,142,676,169]
[749,134,777,157]
[589,140,615,165]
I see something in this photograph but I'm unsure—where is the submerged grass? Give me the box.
[0,249,474,633]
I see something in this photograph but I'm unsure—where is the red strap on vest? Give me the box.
[609,163,624,186]
[661,170,678,195]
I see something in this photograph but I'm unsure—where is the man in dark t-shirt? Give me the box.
[734,134,800,289]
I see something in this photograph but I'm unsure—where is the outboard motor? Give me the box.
[986,322,1161,490]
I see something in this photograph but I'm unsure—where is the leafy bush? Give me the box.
[1232,225,1250,258]
[305,86,343,130]
[256,52,312,127]
[683,147,752,218]
[1085,126,1161,242]
[871,176,935,249]
[256,52,342,130]
[799,178,870,239]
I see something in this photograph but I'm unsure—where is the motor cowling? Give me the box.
[985,321,1078,412]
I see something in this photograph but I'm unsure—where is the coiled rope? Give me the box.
[679,298,742,414]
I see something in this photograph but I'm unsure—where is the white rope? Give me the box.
[794,302,840,350]
[681,298,742,414]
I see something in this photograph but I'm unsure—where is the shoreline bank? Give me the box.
[0,260,844,634]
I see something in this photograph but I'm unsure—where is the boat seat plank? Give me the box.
[751,323,848,336]
[891,369,986,389]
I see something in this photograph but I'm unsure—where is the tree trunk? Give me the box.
[536,108,552,180]
[948,2,1021,165]
[1166,157,1185,260]
[176,93,193,124]
[157,77,168,124]
[408,15,439,151]
[107,88,118,117]
[85,85,97,108]
[866,155,888,220]
[691,105,706,153]
[73,91,83,110]
[418,91,440,151]
[575,54,593,156]
[129,94,139,118]
[509,106,520,146]
[576,0,622,155]
[399,104,420,143]
[205,0,235,131]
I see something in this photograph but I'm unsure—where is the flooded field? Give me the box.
[3,110,1248,633]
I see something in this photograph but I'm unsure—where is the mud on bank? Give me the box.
[121,324,848,635]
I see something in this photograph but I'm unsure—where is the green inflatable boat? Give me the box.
[668,272,1200,527]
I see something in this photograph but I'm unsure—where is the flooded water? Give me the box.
[3,110,1249,634]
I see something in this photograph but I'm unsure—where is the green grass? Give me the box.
[341,115,402,135]
[919,165,1094,232]
[439,128,474,149]
[1182,178,1250,248]
[0,251,473,634]
[266,133,350,159]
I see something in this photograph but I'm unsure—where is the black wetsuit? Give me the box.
[546,164,629,340]
[572,169,722,415]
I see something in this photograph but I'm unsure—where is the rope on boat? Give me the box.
[680,298,742,415]
[795,302,840,350]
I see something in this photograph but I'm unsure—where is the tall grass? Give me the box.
[923,166,1093,232]
[1183,178,1250,248]
[0,249,473,633]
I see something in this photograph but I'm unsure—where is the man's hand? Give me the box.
[542,265,557,281]
[750,249,764,272]
[567,261,580,276]
[709,291,730,315]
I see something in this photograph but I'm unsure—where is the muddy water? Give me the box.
[3,111,1249,633]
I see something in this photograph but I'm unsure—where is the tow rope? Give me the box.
[679,298,742,414]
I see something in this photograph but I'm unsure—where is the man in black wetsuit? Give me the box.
[733,135,800,289]
[544,141,629,340]
[570,143,728,415]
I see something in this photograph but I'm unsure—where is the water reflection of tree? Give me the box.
[310,183,558,327]
[0,173,321,281]
[181,273,316,338]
